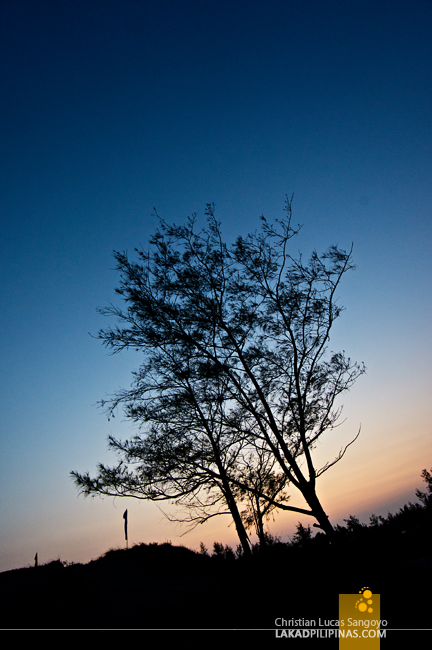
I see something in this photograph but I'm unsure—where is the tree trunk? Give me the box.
[223,489,252,556]
[301,484,334,538]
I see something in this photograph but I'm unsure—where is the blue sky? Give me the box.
[1,0,431,572]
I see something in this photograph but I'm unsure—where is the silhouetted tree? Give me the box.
[234,445,289,545]
[291,521,313,547]
[72,197,364,539]
[416,467,432,509]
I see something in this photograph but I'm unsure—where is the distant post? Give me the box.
[34,552,38,568]
[123,509,128,549]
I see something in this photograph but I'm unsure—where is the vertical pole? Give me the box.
[123,509,128,549]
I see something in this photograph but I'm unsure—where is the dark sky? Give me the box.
[1,0,431,572]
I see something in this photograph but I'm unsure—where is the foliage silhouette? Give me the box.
[72,197,365,545]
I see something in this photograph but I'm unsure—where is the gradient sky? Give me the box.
[1,0,431,573]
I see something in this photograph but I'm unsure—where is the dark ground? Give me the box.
[1,527,431,633]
